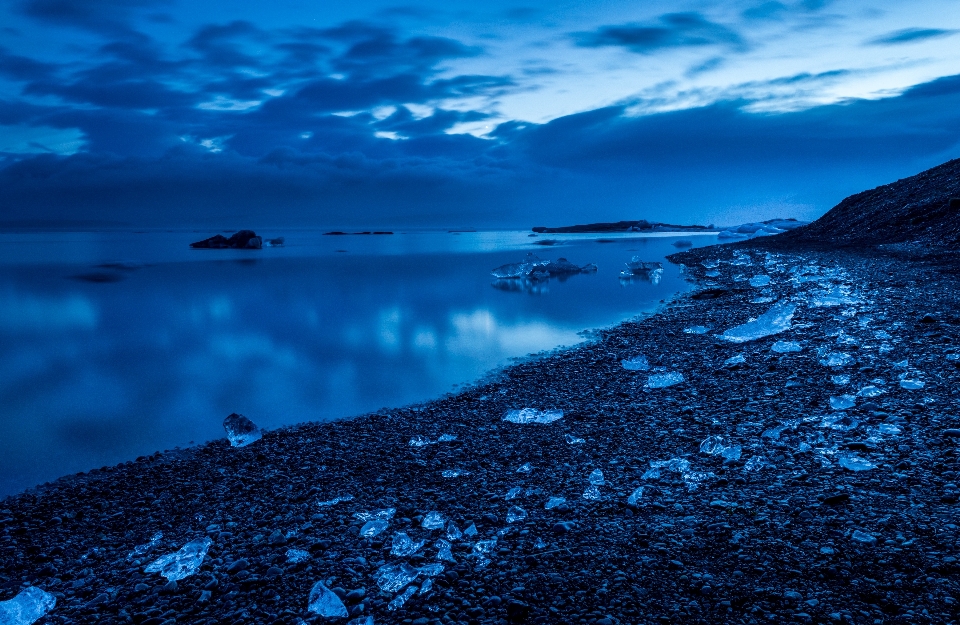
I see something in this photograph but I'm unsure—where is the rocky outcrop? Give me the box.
[190,230,262,249]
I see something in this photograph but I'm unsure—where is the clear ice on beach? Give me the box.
[647,372,684,388]
[286,548,310,563]
[441,469,470,477]
[749,275,771,287]
[354,508,396,521]
[128,531,163,559]
[724,354,745,366]
[545,497,566,509]
[361,520,389,537]
[838,454,876,471]
[505,487,522,500]
[588,469,605,485]
[375,563,420,593]
[744,456,773,471]
[223,412,262,447]
[565,434,586,444]
[422,512,444,530]
[517,462,533,473]
[446,522,462,541]
[684,326,710,334]
[391,532,427,557]
[819,352,854,367]
[820,413,859,431]
[852,530,877,545]
[504,408,563,424]
[772,340,802,353]
[808,285,859,307]
[506,506,528,523]
[900,378,925,389]
[436,539,456,562]
[582,485,602,500]
[388,586,418,611]
[307,581,348,617]
[627,487,644,506]
[0,587,56,625]
[621,355,650,371]
[317,495,354,507]
[409,435,431,447]
[719,302,796,343]
[829,395,856,410]
[832,375,850,385]
[144,537,212,581]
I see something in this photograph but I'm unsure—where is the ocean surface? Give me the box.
[0,229,720,496]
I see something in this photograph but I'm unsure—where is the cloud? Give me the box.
[16,0,167,37]
[867,28,958,46]
[573,12,743,54]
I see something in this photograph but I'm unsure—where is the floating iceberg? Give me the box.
[392,532,427,557]
[647,372,684,388]
[504,408,563,424]
[621,355,650,371]
[308,581,348,617]
[144,537,212,581]
[375,563,420,593]
[492,254,596,279]
[771,340,802,353]
[223,413,262,447]
[719,302,796,343]
[620,258,664,283]
[0,587,56,625]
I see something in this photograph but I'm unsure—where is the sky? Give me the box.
[1,0,959,229]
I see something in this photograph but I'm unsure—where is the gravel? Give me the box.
[2,241,960,625]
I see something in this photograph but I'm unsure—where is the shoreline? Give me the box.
[2,240,959,624]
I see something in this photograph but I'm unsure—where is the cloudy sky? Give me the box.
[1,0,959,228]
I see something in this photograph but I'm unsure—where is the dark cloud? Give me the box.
[574,13,743,54]
[867,28,958,46]
[0,46,58,81]
[16,0,167,37]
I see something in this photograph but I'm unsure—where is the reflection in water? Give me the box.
[0,230,715,495]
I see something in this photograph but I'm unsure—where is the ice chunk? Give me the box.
[900,378,925,390]
[851,530,876,545]
[819,352,854,367]
[391,532,427,557]
[505,487,522,500]
[286,548,310,563]
[820,413,859,431]
[705,270,721,278]
[772,340,802,353]
[829,395,856,410]
[647,372,684,388]
[361,520,389,537]
[582,485,602,500]
[491,255,550,279]
[621,355,650,371]
[0,587,56,625]
[419,563,444,577]
[808,285,859,307]
[947,353,960,361]
[702,259,719,269]
[375,563,420,593]
[409,435,431,447]
[627,487,644,506]
[464,523,478,537]
[354,508,396,521]
[223,413,262,447]
[545,497,566,510]
[858,385,883,398]
[700,435,725,455]
[307,581,349,617]
[719,302,796,343]
[516,462,533,473]
[128,531,163,559]
[437,434,457,442]
[506,506,528,523]
[504,408,563,424]
[145,537,212,581]
[749,275,771,287]
[831,375,850,385]
[534,537,547,549]
[436,539,456,562]
[317,494,354,507]
[588,469,605,485]
[721,445,742,461]
[838,454,875,472]
[469,539,497,568]
[419,578,433,595]
[877,423,902,435]
[744,456,772,471]
[565,434,585,444]
[441,469,470,478]
[421,512,444,530]
[388,586,418,611]
[724,354,746,366]
[684,326,710,334]
[445,521,462,541]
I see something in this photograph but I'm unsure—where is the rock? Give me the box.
[190,230,263,249]
[944,429,960,437]
[551,521,575,534]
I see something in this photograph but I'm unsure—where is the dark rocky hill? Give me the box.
[780,157,960,247]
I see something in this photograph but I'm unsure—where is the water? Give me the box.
[0,229,713,495]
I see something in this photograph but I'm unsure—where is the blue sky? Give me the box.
[1,0,959,228]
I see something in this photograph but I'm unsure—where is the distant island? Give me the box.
[532,217,807,237]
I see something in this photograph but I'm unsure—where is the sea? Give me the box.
[0,229,722,496]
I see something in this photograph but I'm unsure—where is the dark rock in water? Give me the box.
[190,230,262,249]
